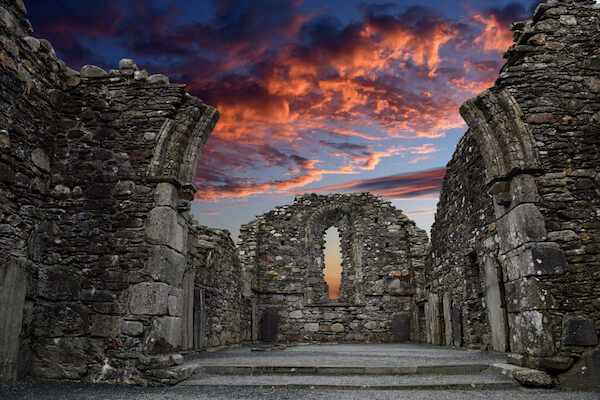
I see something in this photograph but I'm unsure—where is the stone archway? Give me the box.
[460,89,566,357]
[304,204,364,306]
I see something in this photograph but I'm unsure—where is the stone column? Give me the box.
[0,260,27,382]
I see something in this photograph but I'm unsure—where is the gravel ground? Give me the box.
[183,371,512,386]
[1,379,599,400]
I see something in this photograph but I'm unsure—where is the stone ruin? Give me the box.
[238,193,428,343]
[425,0,600,388]
[0,0,598,390]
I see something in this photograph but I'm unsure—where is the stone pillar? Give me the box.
[483,256,508,352]
[428,293,443,345]
[442,292,453,346]
[0,261,27,382]
[424,302,432,344]
[182,272,194,350]
[492,175,561,357]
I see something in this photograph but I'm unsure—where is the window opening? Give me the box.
[323,226,343,299]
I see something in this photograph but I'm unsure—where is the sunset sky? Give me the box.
[24,0,542,246]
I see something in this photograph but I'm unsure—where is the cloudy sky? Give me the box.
[24,0,542,241]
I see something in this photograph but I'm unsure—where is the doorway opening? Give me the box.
[323,226,343,299]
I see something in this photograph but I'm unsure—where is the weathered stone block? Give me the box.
[563,315,598,346]
[504,243,568,281]
[90,315,122,337]
[31,338,104,379]
[331,323,345,333]
[154,182,178,208]
[497,204,547,253]
[122,320,144,336]
[113,180,135,197]
[527,356,573,372]
[145,245,186,286]
[147,74,170,85]
[129,282,168,315]
[146,316,183,354]
[508,311,555,356]
[31,148,50,172]
[145,206,185,251]
[139,354,183,371]
[80,65,107,78]
[304,322,319,332]
[558,349,600,389]
[513,368,554,388]
[364,321,378,330]
[168,289,184,317]
[118,58,138,71]
[505,277,553,313]
[38,266,80,301]
[33,303,90,337]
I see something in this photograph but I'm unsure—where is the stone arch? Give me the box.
[304,203,364,305]
[148,99,219,184]
[459,89,539,183]
[459,88,566,358]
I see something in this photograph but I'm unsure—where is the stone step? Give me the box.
[197,363,489,375]
[180,370,517,390]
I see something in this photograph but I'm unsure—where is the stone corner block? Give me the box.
[129,282,168,315]
[145,316,183,354]
[145,245,186,286]
[154,182,178,208]
[145,206,185,252]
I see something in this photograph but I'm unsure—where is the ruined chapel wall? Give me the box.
[0,0,74,381]
[0,0,219,384]
[495,0,600,359]
[428,132,498,349]
[429,0,599,383]
[196,226,251,348]
[239,193,428,343]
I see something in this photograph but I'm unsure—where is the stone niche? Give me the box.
[239,193,428,343]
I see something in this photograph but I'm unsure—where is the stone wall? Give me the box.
[0,0,219,384]
[427,131,499,349]
[239,193,428,343]
[196,226,251,348]
[427,0,600,388]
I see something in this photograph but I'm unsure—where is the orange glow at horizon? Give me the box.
[323,226,343,299]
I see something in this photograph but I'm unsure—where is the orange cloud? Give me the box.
[195,161,358,202]
[303,167,446,199]
[201,211,221,216]
[472,12,514,54]
[408,156,433,164]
